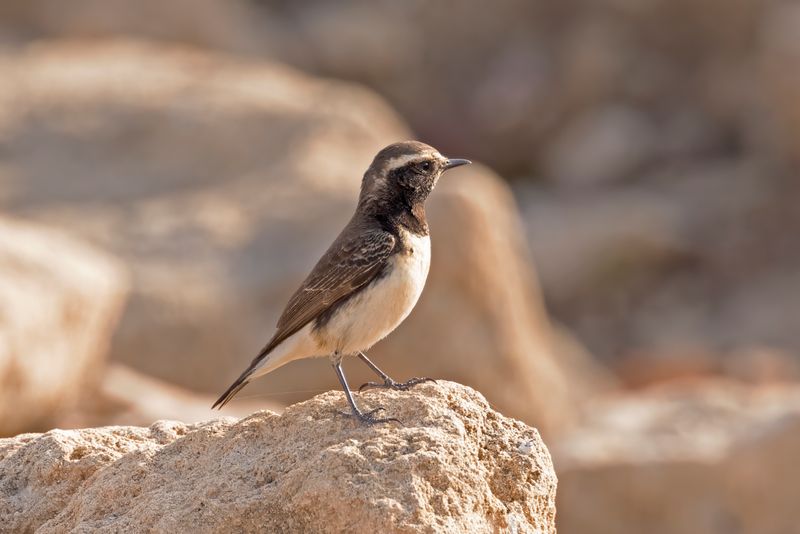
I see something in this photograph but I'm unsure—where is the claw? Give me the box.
[358,377,436,392]
[332,360,403,425]
[337,406,401,425]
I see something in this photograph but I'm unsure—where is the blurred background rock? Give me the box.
[0,1,798,532]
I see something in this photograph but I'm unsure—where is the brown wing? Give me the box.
[263,227,396,356]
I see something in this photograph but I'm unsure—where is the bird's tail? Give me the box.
[213,325,314,409]
[212,335,285,409]
[211,369,253,410]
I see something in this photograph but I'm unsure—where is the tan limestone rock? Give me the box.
[0,381,557,533]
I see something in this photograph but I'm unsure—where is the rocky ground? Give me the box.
[0,382,557,534]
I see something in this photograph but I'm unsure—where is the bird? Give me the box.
[212,140,471,424]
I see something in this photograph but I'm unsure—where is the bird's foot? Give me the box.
[337,406,401,426]
[358,376,436,393]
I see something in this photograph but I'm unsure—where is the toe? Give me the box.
[404,377,436,387]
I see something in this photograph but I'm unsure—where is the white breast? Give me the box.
[317,230,431,354]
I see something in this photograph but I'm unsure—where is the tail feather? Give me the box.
[212,336,281,410]
[212,367,255,409]
[213,325,312,409]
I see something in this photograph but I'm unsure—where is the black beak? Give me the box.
[443,158,471,170]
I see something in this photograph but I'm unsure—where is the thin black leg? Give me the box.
[356,351,436,392]
[332,360,399,425]
[357,351,392,381]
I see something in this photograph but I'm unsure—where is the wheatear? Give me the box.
[213,141,470,424]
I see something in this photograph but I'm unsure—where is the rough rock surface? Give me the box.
[0,382,557,533]
[554,379,800,534]
[0,40,598,434]
[0,217,127,437]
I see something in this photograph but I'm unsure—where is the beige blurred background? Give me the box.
[1,1,799,532]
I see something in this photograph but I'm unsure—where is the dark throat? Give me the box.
[393,202,429,236]
[363,195,428,238]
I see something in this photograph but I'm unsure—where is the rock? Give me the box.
[554,379,800,534]
[0,40,594,435]
[56,363,283,430]
[0,381,557,533]
[0,217,127,437]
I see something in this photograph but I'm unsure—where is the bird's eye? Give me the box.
[419,161,432,172]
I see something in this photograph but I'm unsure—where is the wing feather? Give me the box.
[263,228,396,355]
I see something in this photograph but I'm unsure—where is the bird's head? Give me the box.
[358,141,470,212]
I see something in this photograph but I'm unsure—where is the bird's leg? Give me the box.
[331,355,400,425]
[356,351,436,392]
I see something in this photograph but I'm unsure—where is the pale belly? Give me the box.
[314,232,431,355]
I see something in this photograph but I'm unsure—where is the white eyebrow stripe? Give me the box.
[384,152,441,171]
